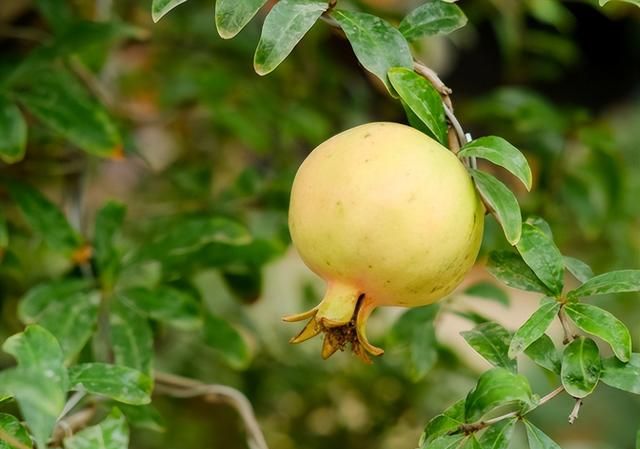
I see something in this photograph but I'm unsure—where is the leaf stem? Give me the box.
[154,371,269,449]
[568,398,582,424]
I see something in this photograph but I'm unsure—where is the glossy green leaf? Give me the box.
[564,303,632,362]
[486,251,550,294]
[109,302,153,376]
[524,334,561,374]
[332,9,413,92]
[254,0,326,75]
[459,137,532,190]
[464,368,533,421]
[421,434,465,449]
[117,287,201,330]
[524,420,562,449]
[509,298,560,358]
[600,353,640,394]
[0,413,32,449]
[18,279,91,323]
[399,0,467,41]
[390,305,439,381]
[94,201,126,289]
[599,0,640,7]
[388,67,447,145]
[478,418,516,449]
[216,0,268,39]
[1,326,67,449]
[516,223,564,295]
[117,403,165,433]
[568,270,640,299]
[68,363,152,405]
[152,0,190,23]
[561,337,601,398]
[15,69,121,157]
[564,256,594,283]
[461,322,516,373]
[0,96,27,164]
[37,291,100,363]
[421,400,464,446]
[463,282,509,306]
[470,170,522,245]
[64,408,129,449]
[7,181,81,254]
[203,313,251,369]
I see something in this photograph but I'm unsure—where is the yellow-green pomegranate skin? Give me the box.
[286,122,484,360]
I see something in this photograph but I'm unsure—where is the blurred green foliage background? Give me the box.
[1,1,639,448]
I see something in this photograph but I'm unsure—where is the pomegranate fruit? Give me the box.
[284,122,484,362]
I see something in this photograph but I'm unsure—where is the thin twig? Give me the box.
[458,385,565,433]
[558,308,576,345]
[0,429,31,449]
[51,406,97,446]
[568,399,582,424]
[58,391,87,420]
[154,372,269,449]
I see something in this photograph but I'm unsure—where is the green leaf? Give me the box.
[399,0,467,41]
[331,9,413,92]
[515,223,564,295]
[37,291,100,363]
[3,325,67,388]
[253,0,326,75]
[202,313,251,369]
[470,170,522,245]
[600,353,640,394]
[0,371,65,449]
[526,216,553,239]
[14,69,121,157]
[524,334,561,374]
[461,322,516,373]
[564,256,593,284]
[564,303,632,362]
[524,420,562,449]
[117,403,165,432]
[478,418,516,449]
[151,0,190,23]
[7,181,81,254]
[0,96,27,164]
[64,408,129,449]
[561,337,601,398]
[68,363,152,405]
[33,0,72,32]
[18,278,91,323]
[0,413,32,449]
[1,326,68,449]
[459,137,532,190]
[487,251,550,294]
[464,368,533,421]
[137,217,251,262]
[421,434,465,449]
[216,0,268,39]
[599,0,640,7]
[117,287,201,330]
[94,201,126,289]
[568,270,640,299]
[109,302,153,376]
[464,282,509,306]
[388,67,447,145]
[509,298,560,358]
[389,306,439,381]
[421,400,464,445]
